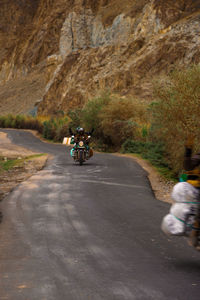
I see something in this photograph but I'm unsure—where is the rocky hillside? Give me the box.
[0,0,200,115]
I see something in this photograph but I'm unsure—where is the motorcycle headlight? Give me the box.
[79,141,84,147]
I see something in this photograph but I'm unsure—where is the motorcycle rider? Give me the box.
[69,127,93,158]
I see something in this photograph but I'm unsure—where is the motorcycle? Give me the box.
[72,140,90,165]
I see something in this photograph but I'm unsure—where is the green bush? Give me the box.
[0,116,6,127]
[43,119,55,140]
[82,91,111,138]
[0,114,69,142]
[3,114,15,128]
[53,117,69,142]
[42,117,69,142]
[68,109,83,132]
[15,115,26,129]
[121,139,168,168]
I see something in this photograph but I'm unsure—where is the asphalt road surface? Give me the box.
[0,129,199,300]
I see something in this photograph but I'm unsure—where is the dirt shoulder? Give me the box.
[0,132,48,203]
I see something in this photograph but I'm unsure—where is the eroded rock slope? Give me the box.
[0,0,200,115]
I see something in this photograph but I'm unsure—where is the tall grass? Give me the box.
[0,114,69,142]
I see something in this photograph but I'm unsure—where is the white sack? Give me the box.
[161,182,199,236]
[161,214,185,236]
[170,203,193,220]
[171,182,199,203]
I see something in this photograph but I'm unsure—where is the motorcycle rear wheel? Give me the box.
[79,151,83,165]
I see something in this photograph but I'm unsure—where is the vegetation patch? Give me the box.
[121,140,176,181]
[0,114,69,142]
[68,91,148,151]
[0,154,46,172]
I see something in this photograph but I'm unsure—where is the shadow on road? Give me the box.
[173,259,200,275]
[69,162,104,167]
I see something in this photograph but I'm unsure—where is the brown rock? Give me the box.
[0,0,200,115]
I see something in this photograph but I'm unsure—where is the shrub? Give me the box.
[0,114,69,142]
[42,117,69,141]
[67,92,149,149]
[0,116,6,127]
[43,119,56,140]
[3,114,15,128]
[151,64,200,172]
[68,109,83,133]
[121,139,168,167]
[15,115,26,129]
[53,117,69,142]
[121,139,176,179]
[0,114,44,133]
[99,96,148,148]
[81,91,111,138]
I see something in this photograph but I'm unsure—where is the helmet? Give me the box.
[76,127,84,135]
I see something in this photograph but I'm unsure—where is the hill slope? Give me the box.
[0,0,200,115]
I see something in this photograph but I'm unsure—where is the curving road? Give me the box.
[0,129,199,300]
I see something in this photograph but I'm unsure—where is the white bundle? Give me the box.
[171,182,199,203]
[161,214,185,236]
[161,182,199,236]
[170,203,194,219]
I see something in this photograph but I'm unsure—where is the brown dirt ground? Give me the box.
[0,132,48,203]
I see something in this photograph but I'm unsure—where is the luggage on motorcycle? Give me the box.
[171,182,199,203]
[161,213,186,236]
[161,182,199,236]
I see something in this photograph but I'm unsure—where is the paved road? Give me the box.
[0,129,199,300]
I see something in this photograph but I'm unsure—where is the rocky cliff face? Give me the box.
[0,0,200,115]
